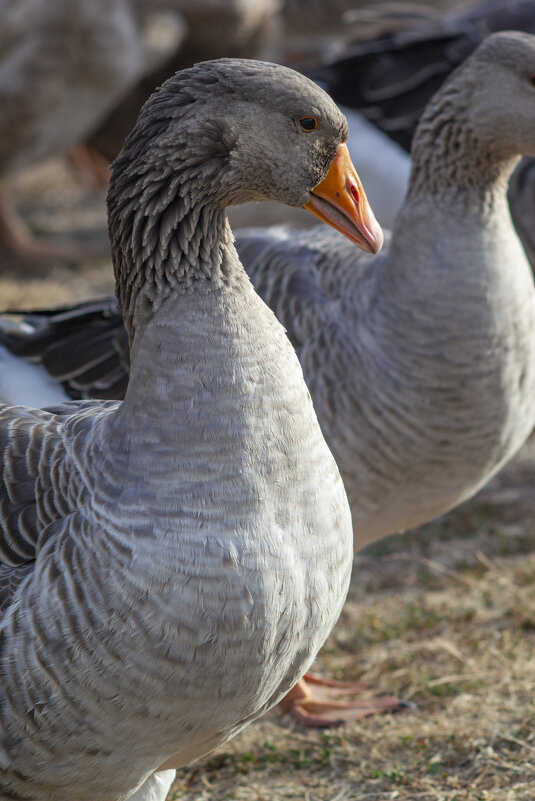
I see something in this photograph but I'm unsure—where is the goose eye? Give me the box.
[299,116,318,131]
[530,75,535,87]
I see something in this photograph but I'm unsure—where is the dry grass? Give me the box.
[4,159,535,801]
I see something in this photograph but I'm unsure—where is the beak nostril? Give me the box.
[350,184,360,207]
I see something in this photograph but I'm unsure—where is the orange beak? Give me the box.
[304,143,383,254]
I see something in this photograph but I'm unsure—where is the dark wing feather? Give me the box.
[0,298,129,400]
[0,399,116,613]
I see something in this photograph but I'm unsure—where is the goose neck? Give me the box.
[407,83,520,211]
[111,265,258,446]
[108,155,238,343]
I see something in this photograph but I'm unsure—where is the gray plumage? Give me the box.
[3,33,535,556]
[0,59,353,801]
[238,31,535,548]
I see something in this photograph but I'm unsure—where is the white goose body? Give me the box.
[0,59,368,800]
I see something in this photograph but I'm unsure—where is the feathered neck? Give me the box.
[407,70,520,211]
[106,77,239,344]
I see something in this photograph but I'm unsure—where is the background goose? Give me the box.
[0,0,146,264]
[4,32,535,729]
[238,31,535,546]
[84,0,280,166]
[0,58,390,799]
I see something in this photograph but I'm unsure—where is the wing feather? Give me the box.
[0,399,116,612]
[236,225,378,353]
[0,298,129,400]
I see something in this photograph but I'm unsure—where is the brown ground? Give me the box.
[3,159,535,801]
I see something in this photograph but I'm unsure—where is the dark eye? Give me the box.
[530,75,535,87]
[299,116,318,131]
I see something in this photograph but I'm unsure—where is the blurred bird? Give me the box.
[0,0,148,266]
[85,0,280,164]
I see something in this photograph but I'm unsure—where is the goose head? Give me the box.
[109,58,383,257]
[457,31,535,160]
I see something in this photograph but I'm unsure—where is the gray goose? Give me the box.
[238,31,535,547]
[4,31,535,728]
[0,58,388,800]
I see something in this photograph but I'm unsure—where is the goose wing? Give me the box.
[0,399,116,612]
[236,224,380,353]
[1,298,129,401]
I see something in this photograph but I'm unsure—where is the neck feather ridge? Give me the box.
[408,79,519,210]
[108,161,237,342]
